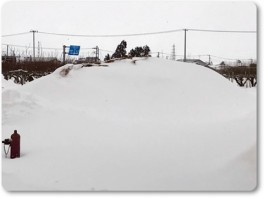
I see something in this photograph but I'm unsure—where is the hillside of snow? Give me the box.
[2,58,256,191]
[1,75,20,90]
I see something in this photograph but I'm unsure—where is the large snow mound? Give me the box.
[2,57,256,191]
[1,75,20,90]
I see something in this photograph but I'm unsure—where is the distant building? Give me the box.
[75,57,100,64]
[177,59,209,66]
[212,65,232,70]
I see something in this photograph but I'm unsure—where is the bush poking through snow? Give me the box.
[59,66,73,77]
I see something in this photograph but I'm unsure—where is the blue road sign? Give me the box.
[68,45,80,55]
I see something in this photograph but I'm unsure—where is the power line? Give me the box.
[81,47,96,50]
[37,29,184,37]
[1,43,96,51]
[2,32,30,37]
[1,43,62,50]
[1,28,256,39]
[209,55,253,61]
[100,49,115,53]
[36,28,256,38]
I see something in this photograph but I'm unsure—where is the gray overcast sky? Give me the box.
[1,0,257,62]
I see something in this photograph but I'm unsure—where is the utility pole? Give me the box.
[63,45,67,65]
[208,55,211,65]
[93,46,99,62]
[30,30,38,62]
[91,46,99,63]
[96,46,99,61]
[184,29,188,62]
[38,41,40,58]
[6,45,9,56]
[172,44,176,61]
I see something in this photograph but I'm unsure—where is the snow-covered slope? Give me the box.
[1,75,20,90]
[2,58,256,191]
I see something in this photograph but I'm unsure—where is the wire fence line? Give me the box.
[2,42,254,63]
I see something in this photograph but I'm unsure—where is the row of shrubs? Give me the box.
[2,61,61,74]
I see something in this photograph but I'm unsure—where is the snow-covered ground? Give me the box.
[2,57,256,191]
[1,76,20,90]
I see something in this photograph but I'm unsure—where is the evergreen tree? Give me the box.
[129,45,151,57]
[104,53,110,61]
[135,47,143,57]
[128,49,136,57]
[143,45,150,56]
[220,61,226,66]
[111,40,127,59]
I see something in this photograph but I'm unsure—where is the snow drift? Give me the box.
[2,58,256,191]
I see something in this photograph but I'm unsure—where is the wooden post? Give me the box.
[63,45,66,65]
[184,29,187,62]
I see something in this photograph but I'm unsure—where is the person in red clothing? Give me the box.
[10,130,20,159]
